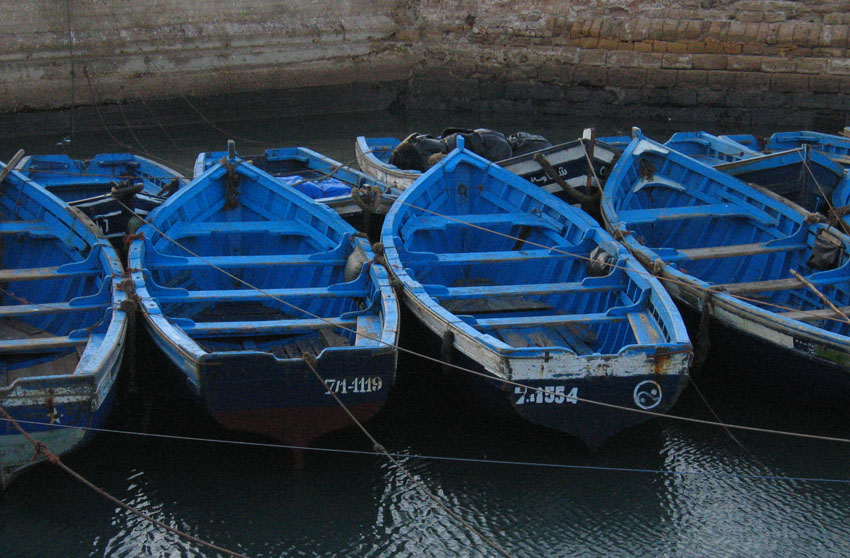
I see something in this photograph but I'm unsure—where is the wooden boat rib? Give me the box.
[765,131,850,168]
[602,129,850,397]
[194,146,400,219]
[0,161,127,489]
[381,137,691,448]
[16,153,188,242]
[129,150,399,447]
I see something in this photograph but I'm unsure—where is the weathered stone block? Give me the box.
[579,48,608,66]
[770,73,811,91]
[634,41,654,52]
[607,67,647,87]
[607,50,663,68]
[697,89,727,106]
[828,58,850,75]
[736,11,764,23]
[646,68,679,88]
[668,88,698,106]
[571,66,607,86]
[707,70,738,89]
[761,58,797,73]
[665,41,690,54]
[724,43,743,54]
[808,75,841,93]
[597,38,621,50]
[777,22,795,44]
[795,58,828,74]
[728,21,747,42]
[677,69,708,87]
[728,55,763,72]
[662,53,692,69]
[691,54,728,70]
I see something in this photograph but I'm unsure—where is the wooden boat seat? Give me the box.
[499,325,596,355]
[402,212,557,237]
[627,313,662,345]
[0,221,51,235]
[426,279,621,299]
[0,300,108,318]
[665,241,808,262]
[779,306,850,321]
[473,312,626,330]
[155,285,367,304]
[430,248,581,265]
[0,335,86,353]
[146,253,347,270]
[617,203,776,226]
[180,316,357,337]
[165,221,320,239]
[0,265,102,282]
[715,276,804,295]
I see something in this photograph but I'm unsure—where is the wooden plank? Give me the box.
[166,221,317,238]
[156,286,367,304]
[0,221,49,235]
[432,280,619,299]
[0,266,98,282]
[779,306,850,322]
[182,317,357,337]
[433,248,577,265]
[627,312,662,345]
[147,253,346,270]
[475,312,625,330]
[0,335,85,353]
[617,203,774,226]
[715,276,803,295]
[674,242,807,261]
[0,301,108,318]
[0,149,25,185]
[440,296,552,314]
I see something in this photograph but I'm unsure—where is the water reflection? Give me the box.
[2,106,850,557]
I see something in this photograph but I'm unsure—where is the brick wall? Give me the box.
[0,0,848,128]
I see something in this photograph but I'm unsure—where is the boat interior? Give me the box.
[141,165,381,357]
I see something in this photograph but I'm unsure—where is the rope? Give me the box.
[2,416,849,486]
[0,406,249,558]
[301,355,512,558]
[113,196,850,446]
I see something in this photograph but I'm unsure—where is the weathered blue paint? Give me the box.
[664,131,760,165]
[194,145,400,218]
[15,153,188,241]
[716,146,847,212]
[128,152,399,446]
[602,129,850,397]
[765,131,850,168]
[0,161,128,489]
[381,138,692,448]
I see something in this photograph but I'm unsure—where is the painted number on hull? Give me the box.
[324,376,383,395]
[514,386,578,405]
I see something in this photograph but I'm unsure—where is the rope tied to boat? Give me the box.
[218,156,240,209]
[691,293,713,377]
[0,405,249,558]
[351,184,383,213]
[298,353,512,558]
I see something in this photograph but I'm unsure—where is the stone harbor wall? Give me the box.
[0,0,849,128]
[404,0,850,128]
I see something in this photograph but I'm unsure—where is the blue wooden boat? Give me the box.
[355,134,622,199]
[0,159,128,489]
[15,153,188,242]
[664,131,760,165]
[381,138,692,448]
[716,145,847,212]
[602,129,850,398]
[128,145,399,447]
[194,145,399,219]
[765,131,850,168]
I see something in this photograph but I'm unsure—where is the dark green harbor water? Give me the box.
[1,105,850,557]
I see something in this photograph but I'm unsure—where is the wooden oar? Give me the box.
[0,149,25,185]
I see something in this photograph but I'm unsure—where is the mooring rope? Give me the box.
[111,195,850,446]
[301,354,512,558]
[0,406,249,558]
[2,416,849,486]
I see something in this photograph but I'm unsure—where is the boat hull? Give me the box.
[402,297,689,448]
[142,314,396,445]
